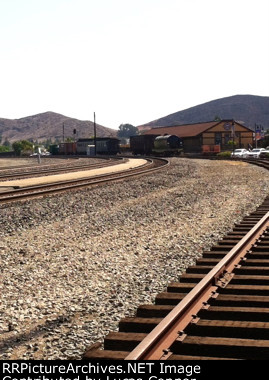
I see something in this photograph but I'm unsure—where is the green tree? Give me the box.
[0,145,10,153]
[3,139,11,147]
[44,138,52,148]
[117,124,138,139]
[55,137,61,144]
[12,140,34,156]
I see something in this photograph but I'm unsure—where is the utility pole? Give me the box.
[255,123,259,148]
[232,120,235,155]
[63,122,65,143]
[255,124,264,148]
[94,112,97,156]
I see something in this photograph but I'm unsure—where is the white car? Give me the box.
[247,148,266,158]
[231,149,249,158]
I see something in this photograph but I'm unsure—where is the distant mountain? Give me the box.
[0,111,117,143]
[139,95,269,130]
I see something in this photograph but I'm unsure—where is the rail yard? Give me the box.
[1,157,269,360]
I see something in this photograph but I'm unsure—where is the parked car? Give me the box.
[247,148,266,158]
[231,149,248,158]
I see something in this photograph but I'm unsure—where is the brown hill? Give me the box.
[139,95,269,130]
[0,111,117,143]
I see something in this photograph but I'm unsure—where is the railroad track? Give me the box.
[83,161,269,361]
[0,157,122,181]
[0,158,168,204]
[244,158,269,170]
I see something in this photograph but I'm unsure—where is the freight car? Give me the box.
[77,138,120,155]
[95,138,120,155]
[49,144,59,155]
[59,142,77,155]
[130,134,182,156]
[130,134,160,155]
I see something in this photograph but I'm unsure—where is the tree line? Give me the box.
[0,138,56,155]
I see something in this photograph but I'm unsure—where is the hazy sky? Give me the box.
[0,0,268,129]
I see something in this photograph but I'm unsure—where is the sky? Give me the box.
[0,0,268,130]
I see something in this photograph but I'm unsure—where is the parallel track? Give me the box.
[244,158,269,170]
[83,159,269,360]
[0,158,168,204]
[0,157,123,181]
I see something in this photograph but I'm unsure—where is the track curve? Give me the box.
[83,159,269,360]
[0,157,168,204]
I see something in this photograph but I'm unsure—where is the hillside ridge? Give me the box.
[139,95,269,130]
[0,111,116,143]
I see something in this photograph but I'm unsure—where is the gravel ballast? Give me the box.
[0,158,269,360]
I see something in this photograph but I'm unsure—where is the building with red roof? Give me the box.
[143,120,254,153]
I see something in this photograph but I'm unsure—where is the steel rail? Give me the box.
[0,158,169,204]
[125,210,269,360]
[0,159,124,181]
[0,157,82,172]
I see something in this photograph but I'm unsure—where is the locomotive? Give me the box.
[130,134,183,156]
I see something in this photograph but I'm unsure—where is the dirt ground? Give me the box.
[0,157,70,168]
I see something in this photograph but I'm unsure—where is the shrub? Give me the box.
[261,152,269,159]
[217,151,231,158]
[0,145,10,153]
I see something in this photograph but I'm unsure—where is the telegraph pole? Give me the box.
[63,122,65,143]
[232,120,235,155]
[255,123,258,148]
[94,112,97,156]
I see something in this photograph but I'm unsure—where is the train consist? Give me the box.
[55,138,120,155]
[52,135,182,156]
[130,134,183,156]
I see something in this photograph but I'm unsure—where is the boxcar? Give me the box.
[77,138,120,155]
[130,135,160,155]
[59,142,77,155]
[96,138,120,155]
[49,144,59,155]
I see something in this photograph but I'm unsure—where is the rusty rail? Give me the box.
[0,158,123,181]
[125,211,269,360]
[0,158,169,204]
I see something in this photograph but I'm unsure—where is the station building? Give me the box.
[143,120,254,153]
